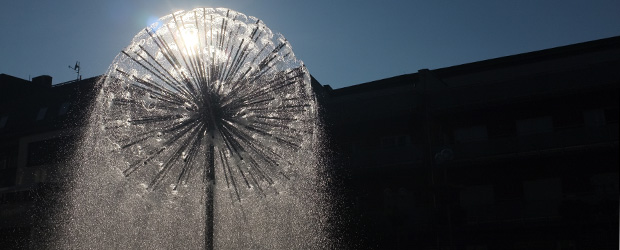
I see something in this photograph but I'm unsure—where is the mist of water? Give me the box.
[45,8,332,249]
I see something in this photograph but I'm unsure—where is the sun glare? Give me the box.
[181,28,199,54]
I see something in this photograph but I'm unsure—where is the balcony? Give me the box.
[438,123,618,162]
[457,190,618,226]
[349,143,425,169]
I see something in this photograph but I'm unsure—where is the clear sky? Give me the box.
[1,0,619,89]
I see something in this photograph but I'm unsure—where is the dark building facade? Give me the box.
[0,74,98,248]
[323,36,619,249]
[1,36,618,249]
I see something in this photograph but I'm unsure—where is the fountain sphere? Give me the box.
[104,7,317,196]
[57,8,331,249]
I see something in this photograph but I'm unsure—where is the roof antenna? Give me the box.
[68,61,81,81]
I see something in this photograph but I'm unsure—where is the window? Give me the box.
[460,185,494,223]
[553,110,583,129]
[562,175,592,194]
[454,125,488,143]
[0,150,15,170]
[604,107,618,123]
[523,178,562,217]
[58,102,71,115]
[523,178,562,201]
[557,240,576,250]
[516,116,553,135]
[590,173,618,194]
[380,135,409,148]
[36,107,48,121]
[487,119,516,138]
[0,154,7,170]
[583,109,606,128]
[0,116,7,128]
[34,169,47,183]
[27,137,73,166]
[460,185,494,208]
[494,180,523,200]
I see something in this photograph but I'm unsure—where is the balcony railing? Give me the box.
[439,123,618,162]
[348,144,425,168]
[456,191,617,225]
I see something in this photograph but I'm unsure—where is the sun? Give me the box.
[180,27,199,54]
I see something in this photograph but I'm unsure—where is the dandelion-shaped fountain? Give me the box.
[58,8,328,249]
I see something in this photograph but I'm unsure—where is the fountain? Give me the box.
[51,8,332,249]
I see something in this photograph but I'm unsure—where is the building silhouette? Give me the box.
[322,36,618,249]
[0,74,98,248]
[1,36,618,249]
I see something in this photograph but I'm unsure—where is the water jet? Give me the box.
[57,8,329,249]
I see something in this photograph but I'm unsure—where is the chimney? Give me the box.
[32,75,52,88]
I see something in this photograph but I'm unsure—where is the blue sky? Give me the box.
[1,0,619,89]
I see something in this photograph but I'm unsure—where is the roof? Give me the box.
[325,35,620,96]
[0,76,99,139]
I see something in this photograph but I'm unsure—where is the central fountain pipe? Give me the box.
[205,143,215,250]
